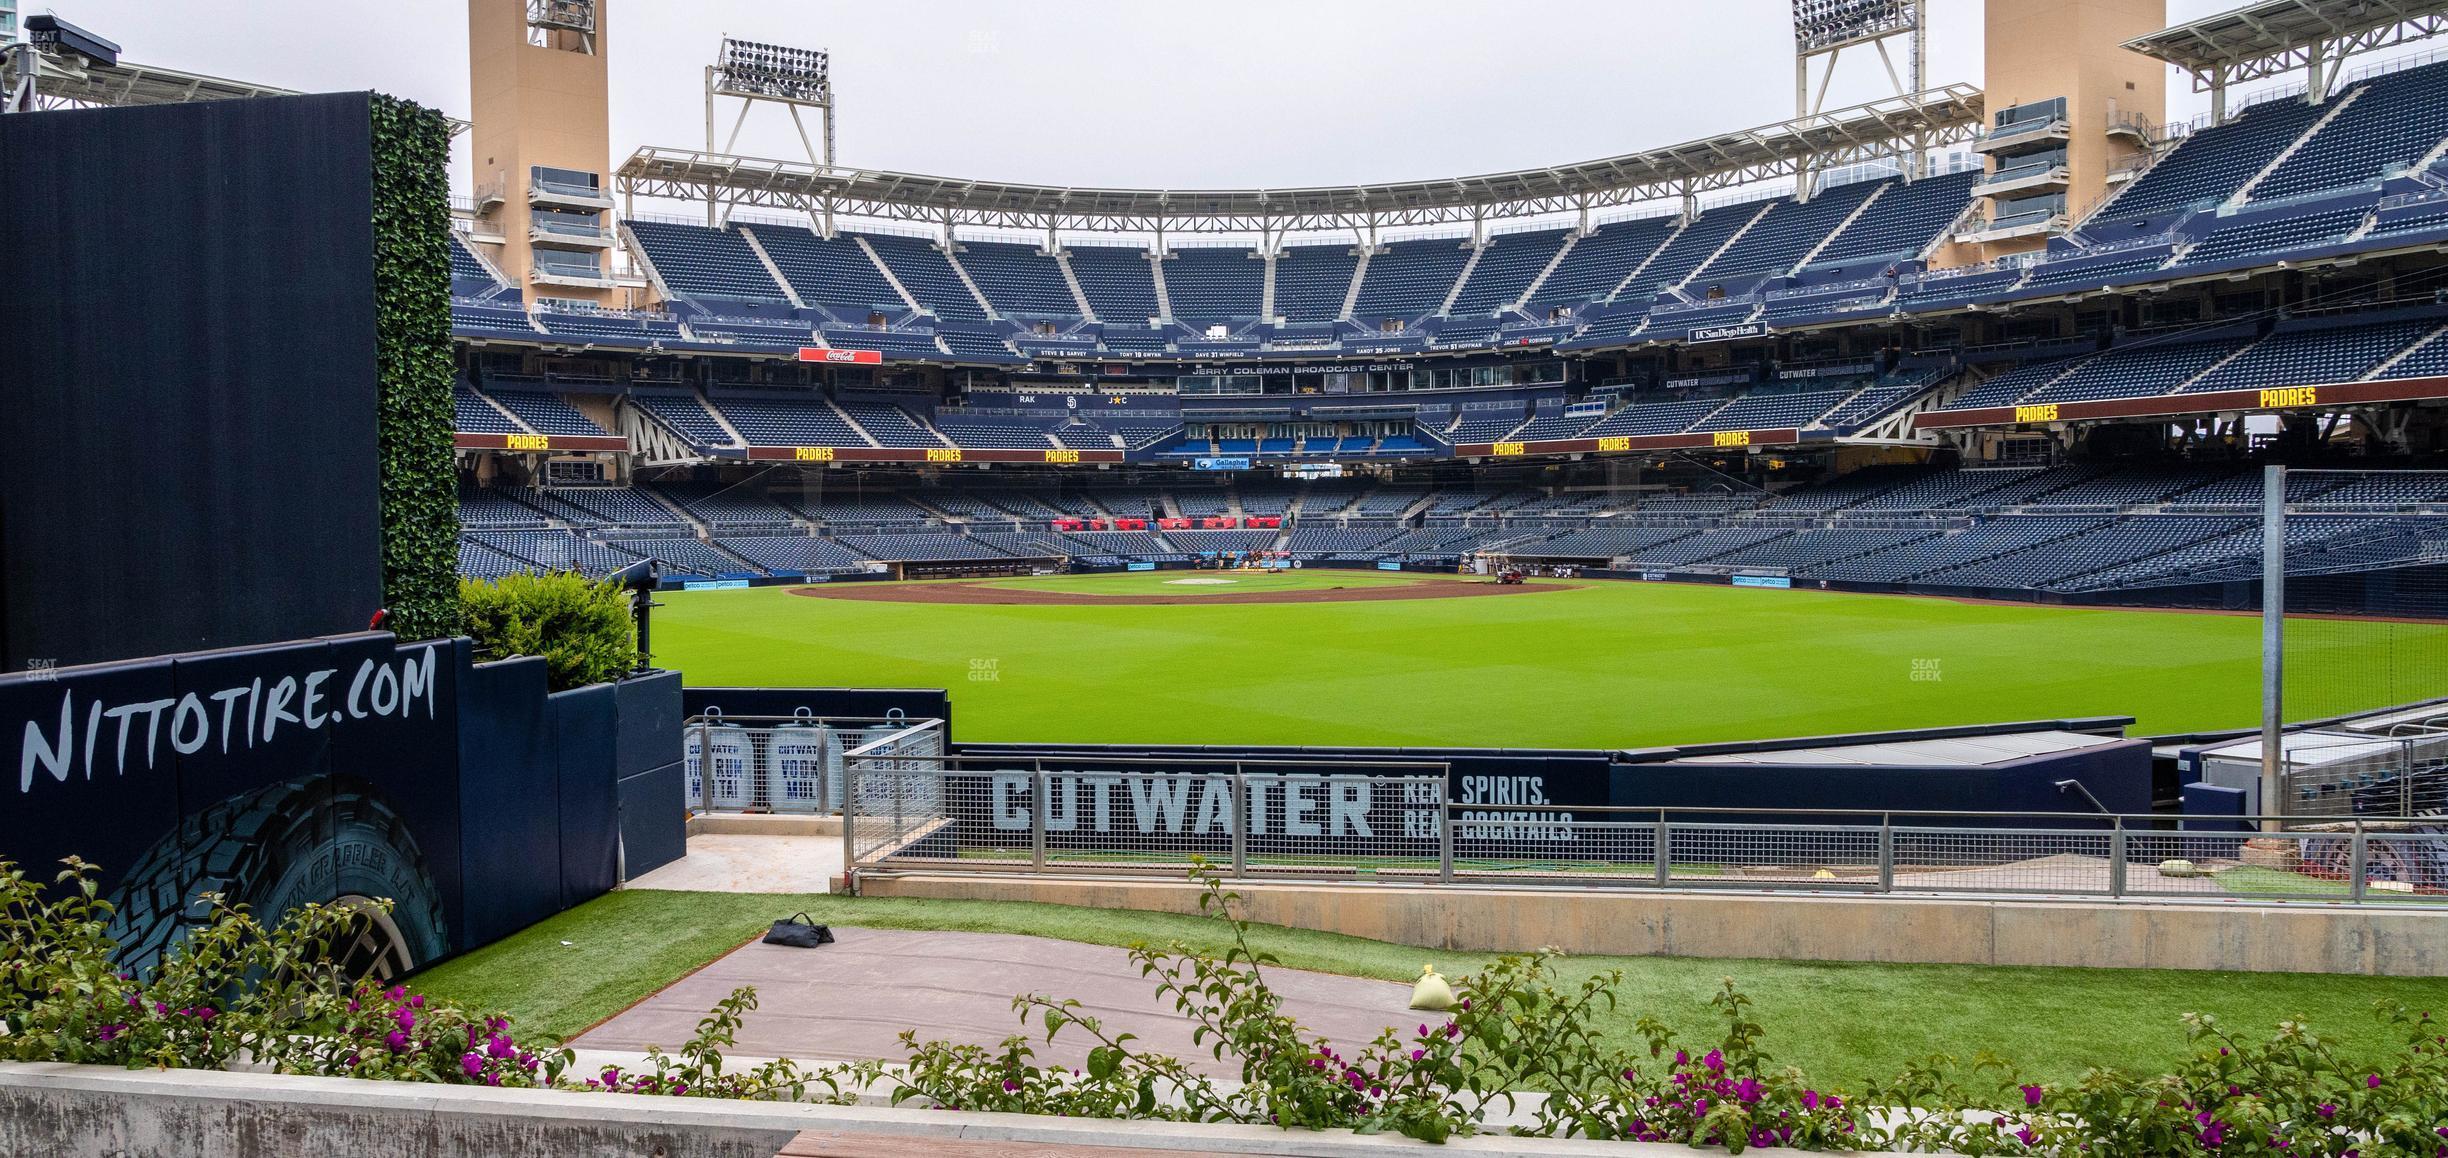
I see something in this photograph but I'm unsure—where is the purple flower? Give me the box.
[2201,1120,2227,1147]
[1001,1079,1018,1093]
[1802,1090,1821,1110]
[384,1029,408,1052]
[460,1052,485,1078]
[1702,1049,1725,1073]
[393,1006,416,1031]
[96,1024,124,1042]
[486,1033,514,1060]
[2017,1126,2038,1146]
[2318,1104,2337,1119]
[2367,1073,2383,1089]
[1410,1049,1424,1061]
[2022,1084,2044,1107]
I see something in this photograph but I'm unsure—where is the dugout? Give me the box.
[1612,718,2152,822]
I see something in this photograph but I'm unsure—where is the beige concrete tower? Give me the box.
[1954,0,2167,260]
[468,0,618,306]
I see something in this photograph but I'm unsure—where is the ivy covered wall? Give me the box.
[368,94,461,641]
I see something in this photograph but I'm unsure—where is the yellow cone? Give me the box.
[1408,963,1455,1011]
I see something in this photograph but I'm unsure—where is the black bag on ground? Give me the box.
[762,913,835,948]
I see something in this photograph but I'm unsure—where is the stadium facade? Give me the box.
[419,0,2448,605]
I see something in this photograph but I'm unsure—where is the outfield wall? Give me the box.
[856,872,2448,976]
[956,717,2153,822]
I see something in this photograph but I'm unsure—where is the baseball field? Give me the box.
[652,569,2448,747]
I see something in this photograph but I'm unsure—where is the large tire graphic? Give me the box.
[107,775,450,981]
[2301,826,2448,893]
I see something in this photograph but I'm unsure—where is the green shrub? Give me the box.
[458,572,640,690]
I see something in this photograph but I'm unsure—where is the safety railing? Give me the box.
[841,785,2448,905]
[839,758,1450,876]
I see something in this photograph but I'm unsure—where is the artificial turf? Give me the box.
[652,574,2448,748]
[410,887,2448,1086]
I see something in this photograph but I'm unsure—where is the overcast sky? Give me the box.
[34,0,2399,193]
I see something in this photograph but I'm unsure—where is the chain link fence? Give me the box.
[2274,468,2448,728]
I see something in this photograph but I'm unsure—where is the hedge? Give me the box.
[368,93,460,641]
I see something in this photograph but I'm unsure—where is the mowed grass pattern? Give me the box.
[655,575,2448,747]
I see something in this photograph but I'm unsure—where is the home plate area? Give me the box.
[573,927,1416,1077]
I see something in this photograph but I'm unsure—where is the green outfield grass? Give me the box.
[412,888,2448,1084]
[653,573,2448,748]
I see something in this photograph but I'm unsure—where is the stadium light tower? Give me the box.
[704,36,836,230]
[1791,0,1928,186]
[1791,1,1927,157]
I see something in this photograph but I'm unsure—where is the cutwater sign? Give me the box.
[929,770,1445,855]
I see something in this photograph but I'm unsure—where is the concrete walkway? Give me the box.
[573,928,1421,1076]
[627,815,847,894]
[628,832,847,894]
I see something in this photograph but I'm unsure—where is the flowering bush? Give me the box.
[872,870,1479,1142]
[1869,1004,2448,1156]
[4,855,2446,1155]
[1450,955,1869,1149]
[0,858,573,1086]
